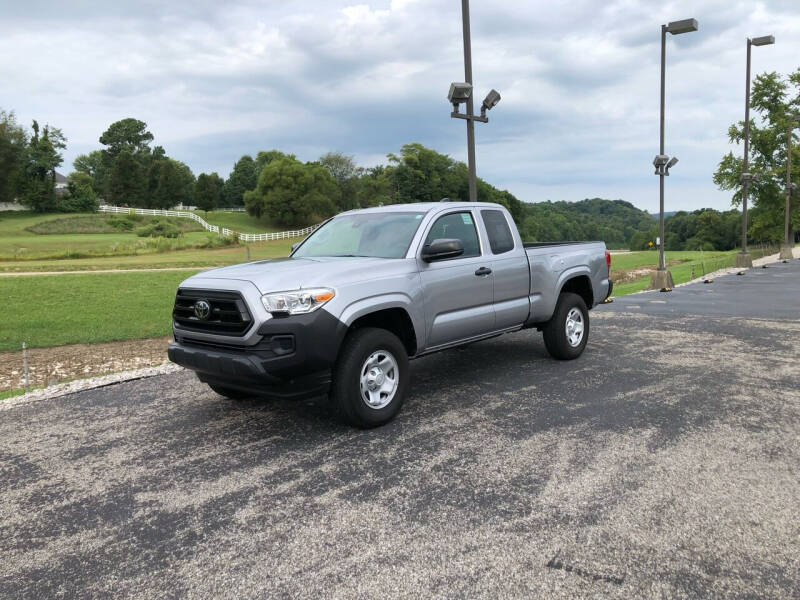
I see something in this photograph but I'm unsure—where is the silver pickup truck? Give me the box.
[168,201,612,427]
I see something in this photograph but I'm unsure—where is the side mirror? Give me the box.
[290,242,301,254]
[421,238,464,262]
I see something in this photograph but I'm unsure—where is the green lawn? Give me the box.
[610,248,777,295]
[0,210,296,267]
[0,239,295,272]
[0,270,202,352]
[191,210,284,233]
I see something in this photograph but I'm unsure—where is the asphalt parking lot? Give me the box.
[2,261,799,599]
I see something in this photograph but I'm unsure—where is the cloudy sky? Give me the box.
[2,0,798,212]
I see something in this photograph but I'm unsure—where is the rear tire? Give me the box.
[208,383,251,400]
[331,327,409,428]
[542,292,589,360]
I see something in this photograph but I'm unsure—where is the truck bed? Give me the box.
[523,241,601,248]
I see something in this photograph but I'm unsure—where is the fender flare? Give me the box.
[338,293,426,349]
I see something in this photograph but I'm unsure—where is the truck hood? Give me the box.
[182,256,413,294]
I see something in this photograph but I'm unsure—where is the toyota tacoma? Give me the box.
[168,201,612,427]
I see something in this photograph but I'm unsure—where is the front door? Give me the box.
[417,210,495,348]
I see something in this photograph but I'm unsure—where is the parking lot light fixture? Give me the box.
[751,35,775,47]
[448,82,473,106]
[738,34,775,268]
[449,0,500,203]
[666,19,698,35]
[650,17,698,291]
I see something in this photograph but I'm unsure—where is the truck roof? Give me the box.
[341,201,505,216]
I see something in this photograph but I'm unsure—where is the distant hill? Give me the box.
[651,211,677,218]
[520,198,655,249]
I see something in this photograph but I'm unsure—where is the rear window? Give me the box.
[481,210,514,254]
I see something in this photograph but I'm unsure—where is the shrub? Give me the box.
[201,233,240,248]
[60,183,100,213]
[107,216,136,231]
[136,218,182,238]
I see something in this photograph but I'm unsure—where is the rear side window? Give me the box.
[424,211,481,258]
[481,210,515,254]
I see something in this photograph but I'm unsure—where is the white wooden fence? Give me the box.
[98,205,320,242]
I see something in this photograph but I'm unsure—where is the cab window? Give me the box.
[424,211,481,258]
[481,209,515,254]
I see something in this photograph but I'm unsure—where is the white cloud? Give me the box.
[1,0,798,212]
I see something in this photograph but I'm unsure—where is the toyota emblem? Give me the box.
[193,299,211,320]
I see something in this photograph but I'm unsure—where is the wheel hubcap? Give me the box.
[359,350,399,409]
[565,308,584,347]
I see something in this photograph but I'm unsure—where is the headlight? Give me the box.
[261,288,335,315]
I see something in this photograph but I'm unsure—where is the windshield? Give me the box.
[293,211,425,259]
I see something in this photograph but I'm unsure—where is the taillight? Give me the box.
[605,250,611,268]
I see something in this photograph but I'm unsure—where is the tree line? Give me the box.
[3,61,796,250]
[0,110,97,212]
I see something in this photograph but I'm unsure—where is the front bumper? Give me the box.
[169,308,348,400]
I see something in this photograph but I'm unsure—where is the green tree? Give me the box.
[19,121,66,212]
[244,157,337,225]
[98,118,154,158]
[73,150,107,196]
[152,159,195,209]
[386,143,466,204]
[223,155,257,207]
[353,165,393,207]
[713,68,800,243]
[255,150,295,173]
[0,109,27,203]
[61,172,99,212]
[107,149,146,206]
[318,151,361,210]
[195,172,224,213]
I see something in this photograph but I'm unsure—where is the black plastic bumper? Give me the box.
[606,279,614,299]
[169,308,348,400]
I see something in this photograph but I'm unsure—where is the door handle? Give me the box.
[474,267,492,276]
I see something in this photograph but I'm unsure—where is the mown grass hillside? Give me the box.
[0,210,294,264]
[191,210,284,233]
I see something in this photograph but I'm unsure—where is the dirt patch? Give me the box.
[1,337,172,391]
[611,259,687,284]
[612,267,655,284]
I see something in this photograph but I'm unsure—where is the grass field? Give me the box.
[1,247,775,353]
[191,210,284,233]
[25,213,205,235]
[0,239,295,272]
[0,270,202,352]
[0,209,785,355]
[610,248,777,295]
[0,210,296,268]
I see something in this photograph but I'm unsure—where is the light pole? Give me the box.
[449,0,500,202]
[780,114,799,260]
[738,34,775,268]
[650,18,698,291]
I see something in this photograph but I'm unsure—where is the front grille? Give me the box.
[173,288,253,336]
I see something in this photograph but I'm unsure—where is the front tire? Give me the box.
[542,292,589,360]
[331,327,409,428]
